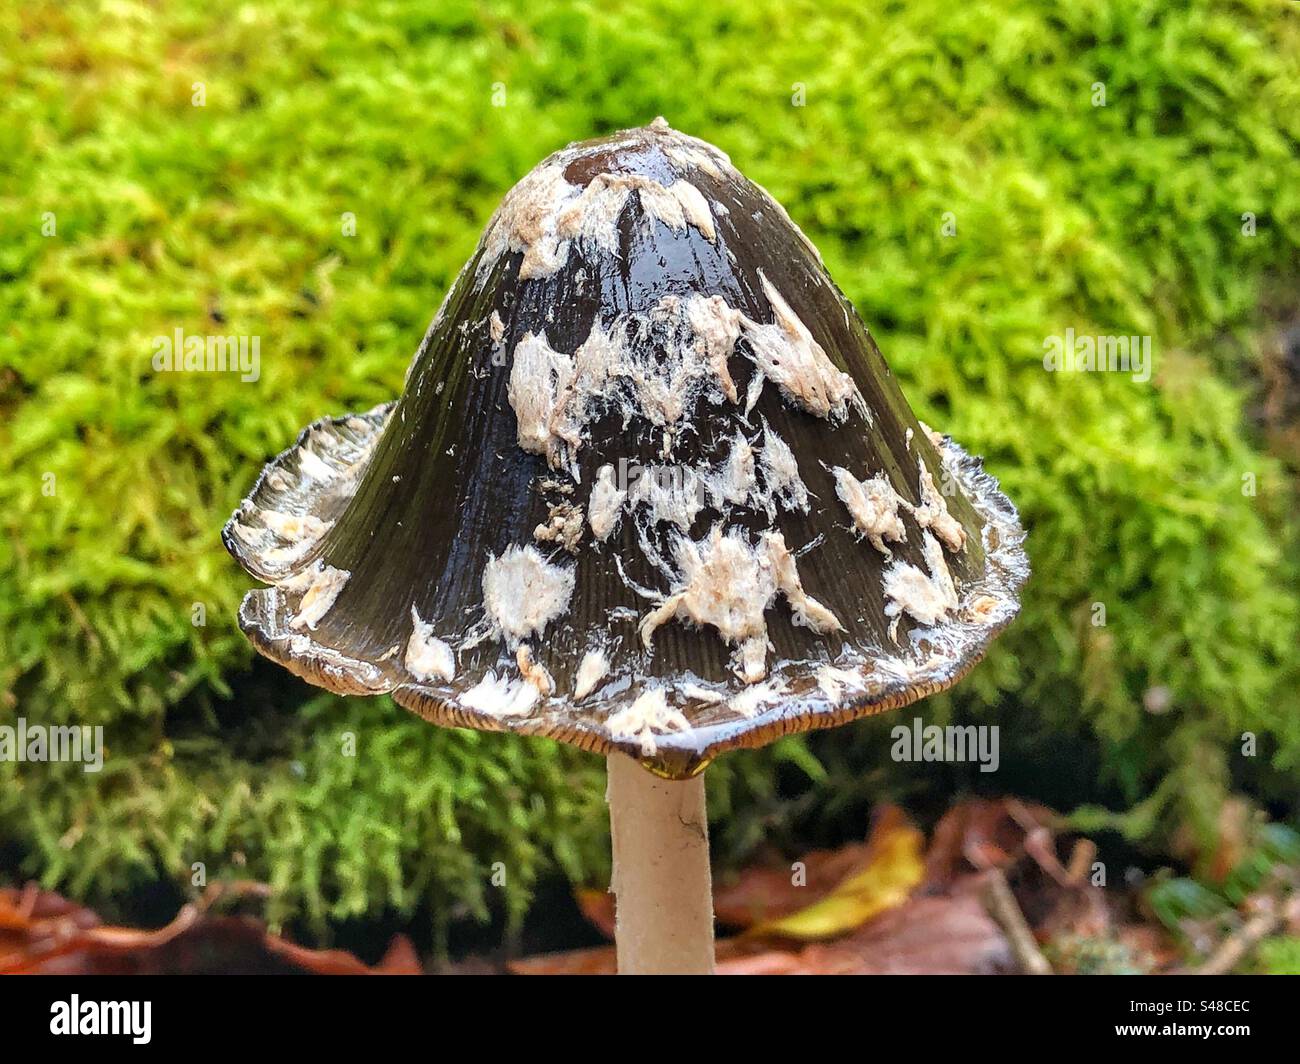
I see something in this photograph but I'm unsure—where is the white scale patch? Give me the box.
[481,544,576,648]
[405,605,456,683]
[461,671,541,718]
[573,647,610,700]
[639,526,842,684]
[684,295,744,403]
[288,563,350,631]
[714,432,756,507]
[587,464,627,542]
[508,331,575,458]
[882,530,959,637]
[816,664,862,702]
[678,682,724,704]
[606,688,692,757]
[516,645,555,695]
[833,466,907,557]
[729,677,787,719]
[476,157,719,286]
[649,116,733,180]
[906,457,967,553]
[758,423,810,516]
[628,463,707,531]
[506,287,863,476]
[743,272,857,420]
[918,420,945,449]
[533,500,584,553]
[558,172,718,250]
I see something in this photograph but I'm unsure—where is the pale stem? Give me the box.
[606,753,715,975]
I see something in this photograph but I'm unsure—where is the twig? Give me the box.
[1183,907,1283,976]
[981,869,1052,975]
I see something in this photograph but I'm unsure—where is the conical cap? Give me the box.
[224,119,1028,779]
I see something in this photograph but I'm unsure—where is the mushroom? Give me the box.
[223,118,1028,974]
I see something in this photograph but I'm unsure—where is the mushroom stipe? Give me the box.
[224,119,1028,973]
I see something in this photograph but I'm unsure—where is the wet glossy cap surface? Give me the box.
[223,119,1028,778]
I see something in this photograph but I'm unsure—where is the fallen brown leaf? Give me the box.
[924,797,1056,887]
[513,877,1013,976]
[0,882,420,975]
[729,878,1013,975]
[713,840,875,929]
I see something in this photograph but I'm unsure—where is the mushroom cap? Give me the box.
[223,119,1028,779]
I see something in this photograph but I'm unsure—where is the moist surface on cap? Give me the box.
[223,119,1029,779]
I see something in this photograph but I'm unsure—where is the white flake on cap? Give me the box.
[638,526,841,684]
[475,151,718,286]
[606,688,692,757]
[742,272,857,420]
[729,677,787,719]
[508,332,575,457]
[573,647,610,700]
[713,432,757,507]
[533,500,584,553]
[405,605,456,683]
[557,172,717,247]
[678,682,724,704]
[461,671,540,717]
[684,295,744,404]
[542,300,740,470]
[882,530,959,637]
[275,559,328,593]
[833,466,907,557]
[477,162,574,282]
[762,532,843,635]
[587,464,627,542]
[918,420,946,449]
[481,544,576,648]
[288,564,350,631]
[649,117,733,180]
[757,423,810,515]
[816,664,862,702]
[629,464,707,531]
[516,645,555,696]
[508,288,864,476]
[905,457,967,553]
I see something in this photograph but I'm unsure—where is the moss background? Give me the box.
[2,0,1298,952]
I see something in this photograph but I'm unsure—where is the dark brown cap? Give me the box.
[223,118,1028,779]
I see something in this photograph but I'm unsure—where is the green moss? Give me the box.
[1256,938,1300,975]
[2,0,1298,930]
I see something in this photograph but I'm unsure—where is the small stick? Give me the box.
[1185,907,1282,976]
[981,869,1052,975]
